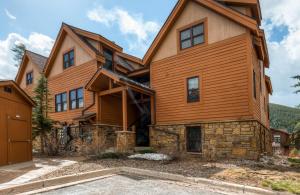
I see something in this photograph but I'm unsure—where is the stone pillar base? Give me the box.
[116,131,136,153]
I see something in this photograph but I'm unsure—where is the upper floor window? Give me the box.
[180,23,204,50]
[103,48,113,70]
[26,72,33,85]
[187,77,200,102]
[4,86,12,93]
[63,49,74,69]
[70,88,83,110]
[55,92,67,112]
[253,70,257,99]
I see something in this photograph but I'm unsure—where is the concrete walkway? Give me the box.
[36,174,237,195]
[0,158,76,189]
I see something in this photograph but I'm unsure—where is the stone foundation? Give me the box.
[116,131,136,153]
[150,120,272,160]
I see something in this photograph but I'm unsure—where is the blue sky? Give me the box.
[1,0,300,107]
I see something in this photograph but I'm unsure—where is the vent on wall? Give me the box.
[4,86,12,93]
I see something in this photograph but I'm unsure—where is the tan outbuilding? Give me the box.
[0,80,35,166]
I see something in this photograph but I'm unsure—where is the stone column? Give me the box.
[116,131,135,153]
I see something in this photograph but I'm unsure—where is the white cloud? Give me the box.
[87,5,160,54]
[260,0,300,107]
[0,33,54,80]
[4,9,16,20]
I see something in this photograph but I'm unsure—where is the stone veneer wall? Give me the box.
[32,124,122,155]
[150,120,272,160]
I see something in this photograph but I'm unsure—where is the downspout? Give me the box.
[81,91,96,116]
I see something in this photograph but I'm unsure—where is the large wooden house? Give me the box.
[16,0,272,159]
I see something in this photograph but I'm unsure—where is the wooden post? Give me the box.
[150,95,156,124]
[122,89,128,131]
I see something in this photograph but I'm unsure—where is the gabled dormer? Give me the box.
[15,50,47,97]
[217,0,262,26]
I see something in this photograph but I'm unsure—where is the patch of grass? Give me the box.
[262,180,300,194]
[288,158,300,164]
[96,152,129,159]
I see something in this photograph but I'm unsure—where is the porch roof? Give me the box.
[86,68,154,95]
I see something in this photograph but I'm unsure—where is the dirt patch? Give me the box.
[36,156,300,190]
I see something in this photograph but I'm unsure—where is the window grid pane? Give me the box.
[180,23,204,50]
[187,77,200,102]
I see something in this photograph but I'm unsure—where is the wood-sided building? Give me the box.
[16,0,273,159]
[15,50,48,98]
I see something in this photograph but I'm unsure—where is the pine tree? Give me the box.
[11,43,26,67]
[32,75,53,154]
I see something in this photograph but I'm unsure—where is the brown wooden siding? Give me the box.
[100,94,140,127]
[151,34,253,124]
[250,39,270,128]
[48,60,98,123]
[0,86,32,166]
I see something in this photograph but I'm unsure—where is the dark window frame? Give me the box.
[69,87,84,110]
[187,76,200,103]
[63,49,75,69]
[4,86,12,93]
[55,92,67,112]
[26,71,33,85]
[180,23,205,50]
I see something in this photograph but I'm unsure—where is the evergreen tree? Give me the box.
[11,43,26,67]
[32,75,52,154]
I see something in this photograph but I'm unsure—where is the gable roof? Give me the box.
[66,23,123,53]
[0,80,35,106]
[15,50,48,84]
[43,23,105,77]
[86,68,154,95]
[143,0,259,65]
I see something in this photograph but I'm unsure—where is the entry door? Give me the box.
[7,116,32,164]
[186,126,202,153]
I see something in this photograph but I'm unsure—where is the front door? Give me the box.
[186,126,202,153]
[7,115,32,164]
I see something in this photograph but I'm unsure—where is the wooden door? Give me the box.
[7,115,31,164]
[186,126,202,153]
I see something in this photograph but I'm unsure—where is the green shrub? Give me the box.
[262,180,300,194]
[137,149,156,154]
[96,152,128,159]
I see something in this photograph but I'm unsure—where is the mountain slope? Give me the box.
[270,103,300,133]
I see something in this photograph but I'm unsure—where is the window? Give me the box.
[70,88,83,110]
[180,23,204,50]
[274,135,281,144]
[4,86,12,93]
[253,70,256,99]
[26,72,33,85]
[260,72,262,92]
[55,92,67,112]
[63,49,74,69]
[103,48,113,70]
[187,77,199,102]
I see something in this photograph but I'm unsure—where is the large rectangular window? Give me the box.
[69,88,83,110]
[26,72,33,85]
[55,92,67,112]
[253,70,257,99]
[180,23,204,50]
[187,77,200,102]
[63,49,75,69]
[103,48,113,70]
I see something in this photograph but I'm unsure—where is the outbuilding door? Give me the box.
[7,115,32,164]
[186,126,202,153]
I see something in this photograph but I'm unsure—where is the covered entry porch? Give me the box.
[86,68,155,152]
